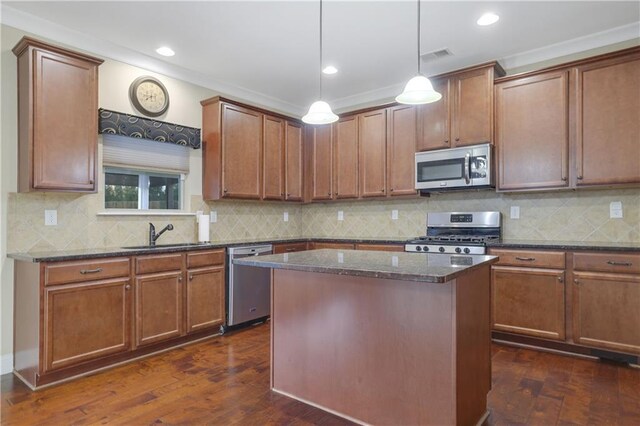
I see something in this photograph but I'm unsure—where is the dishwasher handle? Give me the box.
[228,245,273,257]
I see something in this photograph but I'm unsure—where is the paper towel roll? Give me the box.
[198,215,210,243]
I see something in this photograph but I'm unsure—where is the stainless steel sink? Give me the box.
[121,243,209,250]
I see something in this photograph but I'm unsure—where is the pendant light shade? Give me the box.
[397,0,441,105]
[302,100,338,125]
[396,75,442,104]
[303,0,338,125]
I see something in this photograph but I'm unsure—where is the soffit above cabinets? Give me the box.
[2,1,639,116]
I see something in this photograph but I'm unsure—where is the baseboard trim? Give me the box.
[1,353,14,375]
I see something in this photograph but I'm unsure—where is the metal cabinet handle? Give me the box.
[607,261,632,267]
[285,248,297,252]
[80,268,103,274]
[515,257,536,262]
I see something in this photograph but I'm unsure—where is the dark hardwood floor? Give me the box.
[1,323,639,425]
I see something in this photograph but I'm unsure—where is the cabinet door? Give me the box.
[284,121,304,201]
[387,105,418,196]
[491,266,565,340]
[44,278,130,372]
[416,78,450,151]
[221,103,262,199]
[263,115,285,200]
[334,116,359,199]
[310,125,333,201]
[359,109,387,197]
[135,271,183,347]
[355,243,404,252]
[273,242,308,254]
[33,49,98,191]
[186,267,225,334]
[573,272,640,354]
[575,54,640,186]
[496,71,570,190]
[452,67,493,146]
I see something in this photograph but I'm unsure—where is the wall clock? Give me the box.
[129,76,170,117]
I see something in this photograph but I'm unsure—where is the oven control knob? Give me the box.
[463,248,471,254]
[455,247,462,253]
[423,246,429,252]
[439,247,445,253]
[416,246,422,251]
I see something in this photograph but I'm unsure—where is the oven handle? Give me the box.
[464,152,471,184]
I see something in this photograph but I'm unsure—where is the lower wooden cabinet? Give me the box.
[273,242,308,254]
[186,266,225,333]
[310,242,355,250]
[44,278,131,372]
[355,243,404,252]
[491,266,565,340]
[134,271,184,347]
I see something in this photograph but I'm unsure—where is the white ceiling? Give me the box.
[2,1,639,116]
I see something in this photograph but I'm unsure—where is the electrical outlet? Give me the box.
[337,211,344,221]
[392,256,399,267]
[510,206,520,219]
[196,210,203,217]
[44,210,57,226]
[283,211,289,222]
[210,211,217,223]
[610,201,623,218]
[283,253,289,262]
[391,210,399,220]
[337,252,344,263]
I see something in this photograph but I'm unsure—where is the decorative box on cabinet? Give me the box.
[13,37,103,192]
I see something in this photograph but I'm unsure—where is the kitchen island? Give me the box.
[234,249,499,426]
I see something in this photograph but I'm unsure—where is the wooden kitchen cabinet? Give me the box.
[186,267,225,334]
[574,51,640,187]
[495,71,570,191]
[310,242,355,250]
[273,242,308,254]
[44,278,131,372]
[359,109,387,197]
[13,37,103,193]
[263,115,285,200]
[285,121,304,201]
[309,125,334,201]
[387,105,418,196]
[334,115,359,199]
[417,62,504,152]
[355,243,404,252]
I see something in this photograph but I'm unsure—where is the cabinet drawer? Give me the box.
[489,249,565,269]
[135,254,183,275]
[273,242,308,254]
[573,252,640,274]
[45,258,130,286]
[186,250,225,269]
[311,242,355,250]
[355,243,404,252]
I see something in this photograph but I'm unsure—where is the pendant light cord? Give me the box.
[319,0,323,100]
[417,0,421,75]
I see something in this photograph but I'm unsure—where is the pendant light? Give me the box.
[302,0,338,125]
[396,0,442,105]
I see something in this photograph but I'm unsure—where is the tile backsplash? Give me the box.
[7,188,639,253]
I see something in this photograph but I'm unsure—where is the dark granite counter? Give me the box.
[488,240,640,252]
[232,249,498,283]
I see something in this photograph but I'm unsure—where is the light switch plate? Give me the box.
[210,211,217,223]
[283,211,289,222]
[510,206,520,219]
[610,201,623,218]
[338,211,344,221]
[44,210,57,226]
[391,210,399,220]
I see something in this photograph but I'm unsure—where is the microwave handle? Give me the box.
[464,152,471,184]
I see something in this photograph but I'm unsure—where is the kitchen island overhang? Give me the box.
[234,249,499,426]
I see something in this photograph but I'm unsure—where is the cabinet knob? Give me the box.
[577,176,583,180]
[574,279,579,285]
[223,188,228,193]
[561,177,567,181]
[178,276,183,282]
[89,178,94,184]
[455,138,460,142]
[281,193,284,197]
[558,276,564,283]
[390,188,394,192]
[125,285,131,290]
[189,274,194,280]
[380,189,384,193]
[444,140,449,145]
[328,192,331,196]
[287,193,291,197]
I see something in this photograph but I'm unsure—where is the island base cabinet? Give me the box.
[572,272,640,354]
[186,267,225,333]
[491,266,565,340]
[135,272,184,347]
[44,278,131,372]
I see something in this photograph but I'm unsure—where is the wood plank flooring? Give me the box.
[1,322,639,425]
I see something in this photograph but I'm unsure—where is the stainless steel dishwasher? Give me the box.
[226,244,273,328]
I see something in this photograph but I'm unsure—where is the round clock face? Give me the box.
[129,77,169,117]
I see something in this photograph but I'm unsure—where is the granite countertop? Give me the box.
[488,240,640,252]
[232,249,498,283]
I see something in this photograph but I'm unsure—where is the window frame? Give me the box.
[104,167,185,212]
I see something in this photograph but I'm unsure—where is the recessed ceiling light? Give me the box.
[477,12,499,26]
[156,46,175,57]
[322,65,338,75]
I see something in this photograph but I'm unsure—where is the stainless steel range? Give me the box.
[405,211,501,255]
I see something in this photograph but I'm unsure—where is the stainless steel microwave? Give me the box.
[415,143,493,191]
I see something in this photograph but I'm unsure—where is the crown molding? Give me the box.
[0,4,306,117]
[500,22,640,71]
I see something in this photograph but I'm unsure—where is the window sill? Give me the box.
[97,210,197,217]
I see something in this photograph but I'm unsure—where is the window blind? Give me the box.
[102,134,190,173]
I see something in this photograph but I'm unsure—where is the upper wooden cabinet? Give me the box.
[13,37,103,193]
[574,51,640,187]
[359,109,388,197]
[334,116,359,199]
[308,124,334,201]
[495,71,570,191]
[387,105,418,196]
[201,97,304,201]
[417,62,504,152]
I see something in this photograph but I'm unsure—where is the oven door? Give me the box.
[415,144,492,190]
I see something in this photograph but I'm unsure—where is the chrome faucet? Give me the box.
[149,222,174,246]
